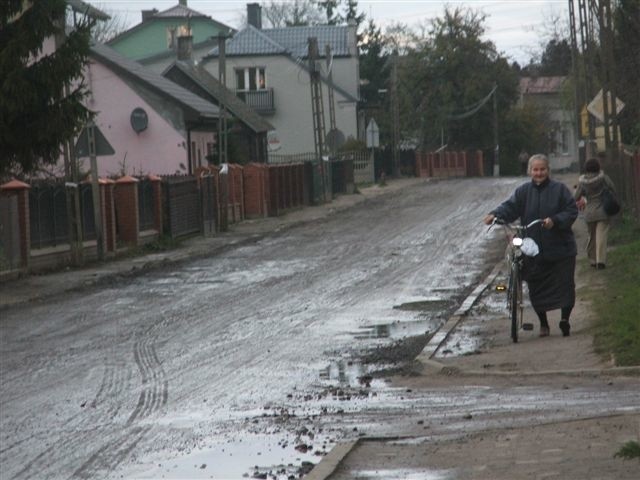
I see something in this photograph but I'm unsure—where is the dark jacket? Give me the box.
[491,178,578,261]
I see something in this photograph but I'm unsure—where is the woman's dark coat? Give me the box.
[490,178,578,261]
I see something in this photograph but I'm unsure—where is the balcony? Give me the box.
[236,89,275,115]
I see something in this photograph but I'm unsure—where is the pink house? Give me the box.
[81,43,219,177]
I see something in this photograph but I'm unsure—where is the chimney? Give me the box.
[247,3,262,29]
[179,0,187,6]
[142,9,158,22]
[177,35,193,61]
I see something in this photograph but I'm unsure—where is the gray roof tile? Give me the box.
[207,24,350,58]
[90,42,219,120]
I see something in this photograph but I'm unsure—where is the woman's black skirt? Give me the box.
[524,255,576,312]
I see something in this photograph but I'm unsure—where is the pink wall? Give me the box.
[82,60,197,177]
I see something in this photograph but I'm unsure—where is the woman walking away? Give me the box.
[574,158,617,269]
[483,154,579,337]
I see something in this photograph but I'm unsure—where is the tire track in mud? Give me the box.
[71,326,168,479]
[8,323,168,480]
[7,360,132,480]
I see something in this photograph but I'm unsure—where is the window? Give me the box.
[235,67,266,92]
[561,129,569,154]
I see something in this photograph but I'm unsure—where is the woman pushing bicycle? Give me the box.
[483,154,579,338]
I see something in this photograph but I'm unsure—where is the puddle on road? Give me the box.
[351,318,437,340]
[129,432,329,479]
[351,468,456,480]
[351,468,455,480]
[393,299,451,312]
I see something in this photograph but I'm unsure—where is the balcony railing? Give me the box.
[236,89,275,115]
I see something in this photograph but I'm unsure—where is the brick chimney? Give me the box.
[141,9,158,22]
[247,3,262,29]
[179,0,187,6]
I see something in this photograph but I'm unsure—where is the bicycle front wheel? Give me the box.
[509,264,523,343]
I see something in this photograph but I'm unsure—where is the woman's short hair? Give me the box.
[584,158,601,173]
[528,154,549,173]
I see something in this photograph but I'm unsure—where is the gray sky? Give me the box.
[87,0,568,64]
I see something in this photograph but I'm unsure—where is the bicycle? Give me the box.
[489,218,544,343]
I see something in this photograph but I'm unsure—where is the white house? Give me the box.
[199,4,360,156]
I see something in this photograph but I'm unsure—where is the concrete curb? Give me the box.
[419,262,503,359]
[304,441,358,480]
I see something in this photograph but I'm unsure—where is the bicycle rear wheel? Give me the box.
[509,264,523,343]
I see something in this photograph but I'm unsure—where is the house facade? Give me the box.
[200,6,360,156]
[519,76,578,171]
[107,0,233,63]
[80,43,219,177]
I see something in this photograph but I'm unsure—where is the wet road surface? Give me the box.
[2,177,637,479]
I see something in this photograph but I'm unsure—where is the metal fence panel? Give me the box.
[200,175,217,235]
[138,178,156,231]
[79,183,96,241]
[163,176,201,238]
[29,182,69,249]
[0,195,20,270]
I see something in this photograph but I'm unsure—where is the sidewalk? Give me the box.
[308,174,640,480]
[0,177,427,311]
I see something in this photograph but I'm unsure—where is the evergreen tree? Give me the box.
[0,0,93,178]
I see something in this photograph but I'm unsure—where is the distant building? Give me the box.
[200,4,360,156]
[519,76,578,171]
[107,0,234,63]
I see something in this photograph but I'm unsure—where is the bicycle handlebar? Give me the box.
[489,217,545,231]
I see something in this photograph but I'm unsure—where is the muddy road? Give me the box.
[1,177,637,480]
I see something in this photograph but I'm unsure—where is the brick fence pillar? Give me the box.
[0,179,31,269]
[148,175,163,234]
[100,179,116,254]
[114,175,139,246]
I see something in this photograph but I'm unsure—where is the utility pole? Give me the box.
[87,122,104,261]
[578,0,596,155]
[492,84,499,177]
[218,33,229,231]
[308,37,327,202]
[325,44,337,152]
[390,50,400,177]
[568,0,585,171]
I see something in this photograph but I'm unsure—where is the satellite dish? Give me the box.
[326,128,345,152]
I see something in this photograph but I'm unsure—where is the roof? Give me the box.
[154,4,208,18]
[206,24,352,59]
[203,24,358,103]
[107,2,233,48]
[90,42,219,122]
[163,61,274,134]
[519,76,567,95]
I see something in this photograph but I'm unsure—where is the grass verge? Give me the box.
[591,215,640,366]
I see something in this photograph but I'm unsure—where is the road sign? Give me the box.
[75,125,115,157]
[366,118,379,148]
[587,89,625,124]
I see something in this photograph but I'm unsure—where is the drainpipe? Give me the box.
[187,129,193,175]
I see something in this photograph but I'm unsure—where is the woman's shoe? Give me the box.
[559,320,571,337]
[539,325,550,337]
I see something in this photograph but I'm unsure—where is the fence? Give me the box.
[415,150,485,178]
[0,195,20,271]
[162,176,202,239]
[598,149,640,223]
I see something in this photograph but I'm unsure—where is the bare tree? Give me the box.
[261,0,323,27]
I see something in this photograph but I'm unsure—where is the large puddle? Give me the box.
[127,431,330,479]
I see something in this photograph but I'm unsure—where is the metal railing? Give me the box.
[236,88,275,114]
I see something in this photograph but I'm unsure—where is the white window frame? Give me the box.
[235,67,267,92]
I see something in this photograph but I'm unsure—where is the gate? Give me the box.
[163,176,201,238]
[0,195,20,271]
[138,178,156,231]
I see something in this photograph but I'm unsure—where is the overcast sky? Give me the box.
[86,0,569,64]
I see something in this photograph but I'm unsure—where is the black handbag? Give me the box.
[602,187,621,216]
